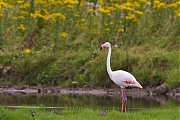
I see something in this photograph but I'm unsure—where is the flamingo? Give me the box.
[100,42,143,112]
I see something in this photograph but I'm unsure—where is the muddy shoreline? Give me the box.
[0,85,179,97]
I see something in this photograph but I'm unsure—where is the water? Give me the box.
[0,93,179,111]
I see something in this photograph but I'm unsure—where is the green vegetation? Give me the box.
[0,107,179,120]
[0,0,179,89]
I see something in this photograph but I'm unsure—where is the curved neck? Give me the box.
[107,45,113,76]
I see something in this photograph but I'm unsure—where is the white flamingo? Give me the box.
[100,42,143,112]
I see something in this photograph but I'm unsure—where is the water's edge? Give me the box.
[0,85,180,110]
[0,85,179,97]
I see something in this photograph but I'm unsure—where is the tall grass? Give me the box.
[0,0,179,88]
[1,107,179,120]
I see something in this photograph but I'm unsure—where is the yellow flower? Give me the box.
[110,22,114,25]
[61,32,68,38]
[20,11,28,15]
[19,3,30,9]
[132,2,140,7]
[176,1,180,5]
[158,3,166,9]
[138,0,149,4]
[118,20,122,23]
[42,9,49,15]
[74,14,80,17]
[18,24,26,31]
[17,1,24,4]
[0,14,3,17]
[90,30,99,36]
[175,9,180,17]
[24,49,30,54]
[79,24,85,30]
[99,0,104,5]
[81,19,86,22]
[108,13,111,16]
[125,14,136,20]
[125,14,140,25]
[65,1,78,5]
[104,28,110,32]
[135,11,143,15]
[0,2,14,9]
[88,8,94,12]
[18,16,25,20]
[31,10,49,21]
[107,7,115,11]
[115,4,133,11]
[57,1,62,5]
[117,28,124,33]
[116,5,133,11]
[125,16,131,20]
[51,13,66,22]
[67,5,74,9]
[35,0,46,5]
[49,0,57,6]
[98,8,110,14]
[154,1,166,9]
[123,7,133,11]
[133,19,140,25]
[125,2,133,7]
[167,3,177,8]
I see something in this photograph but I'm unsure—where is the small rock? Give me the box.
[98,110,106,116]
[153,84,168,95]
[52,109,63,115]
[174,93,180,97]
[30,110,35,117]
[175,87,180,92]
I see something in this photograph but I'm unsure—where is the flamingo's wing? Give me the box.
[111,70,136,87]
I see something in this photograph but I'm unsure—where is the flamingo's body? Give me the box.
[100,42,142,112]
[107,69,142,88]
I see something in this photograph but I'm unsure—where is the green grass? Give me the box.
[1,107,179,120]
[0,0,179,89]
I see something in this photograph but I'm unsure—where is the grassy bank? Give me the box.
[0,0,179,89]
[1,107,179,120]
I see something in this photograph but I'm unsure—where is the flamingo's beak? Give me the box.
[100,46,103,51]
[100,44,106,51]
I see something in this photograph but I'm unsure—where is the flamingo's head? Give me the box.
[100,42,110,51]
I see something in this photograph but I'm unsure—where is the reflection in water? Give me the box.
[0,94,179,111]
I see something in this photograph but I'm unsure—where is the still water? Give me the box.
[0,94,179,111]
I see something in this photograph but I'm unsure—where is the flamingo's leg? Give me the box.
[123,88,127,101]
[121,88,127,112]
